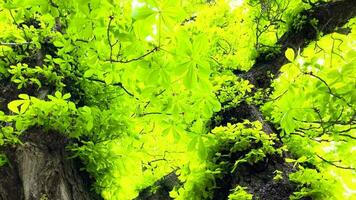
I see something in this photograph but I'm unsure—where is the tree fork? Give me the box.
[241,0,356,89]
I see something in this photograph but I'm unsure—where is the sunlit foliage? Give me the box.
[0,0,354,200]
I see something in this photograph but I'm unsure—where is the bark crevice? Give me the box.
[0,131,99,200]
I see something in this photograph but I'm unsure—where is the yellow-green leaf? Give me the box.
[19,101,30,114]
[8,100,24,114]
[18,94,29,100]
[285,48,295,62]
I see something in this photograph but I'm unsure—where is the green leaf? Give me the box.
[297,156,308,163]
[197,138,207,159]
[19,101,30,114]
[104,75,113,85]
[172,128,181,142]
[30,78,42,88]
[81,106,93,131]
[53,40,64,47]
[86,120,94,131]
[18,94,29,100]
[285,158,296,163]
[8,100,24,114]
[84,69,95,78]
[0,111,5,120]
[55,91,62,99]
[280,110,296,134]
[63,93,71,100]
[162,127,171,136]
[183,67,196,89]
[132,6,156,20]
[188,136,198,151]
[285,48,295,62]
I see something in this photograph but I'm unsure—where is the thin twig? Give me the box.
[85,76,135,97]
[0,42,32,46]
[107,15,118,63]
[316,154,355,170]
[108,47,159,63]
[339,133,356,140]
[305,72,354,108]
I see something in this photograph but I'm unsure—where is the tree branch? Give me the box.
[84,77,135,97]
[305,72,354,108]
[0,42,32,46]
[107,46,159,63]
[316,154,355,170]
[107,15,118,63]
[240,0,356,89]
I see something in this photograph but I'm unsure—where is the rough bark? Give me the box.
[135,172,180,200]
[0,20,98,200]
[242,0,356,89]
[0,130,99,200]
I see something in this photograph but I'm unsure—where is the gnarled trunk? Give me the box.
[0,131,98,200]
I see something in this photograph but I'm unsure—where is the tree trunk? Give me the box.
[0,130,98,200]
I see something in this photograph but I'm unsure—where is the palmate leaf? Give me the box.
[157,1,186,28]
[174,32,211,90]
